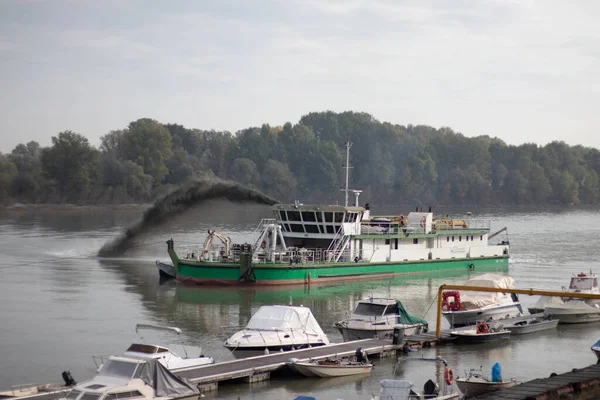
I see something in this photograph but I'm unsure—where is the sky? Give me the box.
[1,0,600,153]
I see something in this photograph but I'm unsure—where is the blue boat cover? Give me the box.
[294,397,317,400]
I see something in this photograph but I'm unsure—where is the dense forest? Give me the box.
[0,111,598,207]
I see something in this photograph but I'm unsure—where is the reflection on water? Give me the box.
[1,205,600,399]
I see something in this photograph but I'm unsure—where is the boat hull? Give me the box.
[156,261,176,279]
[291,362,373,378]
[503,318,559,334]
[443,304,521,327]
[171,255,509,286]
[336,324,426,341]
[225,343,327,359]
[456,379,517,398]
[545,305,600,324]
[449,330,511,343]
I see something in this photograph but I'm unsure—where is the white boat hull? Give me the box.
[291,362,373,378]
[502,316,559,335]
[336,323,426,341]
[443,304,522,327]
[456,378,517,397]
[545,306,600,324]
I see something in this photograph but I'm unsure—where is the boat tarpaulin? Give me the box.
[245,305,328,339]
[460,273,515,309]
[396,301,428,326]
[136,359,199,398]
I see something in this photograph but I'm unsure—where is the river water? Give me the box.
[0,201,599,400]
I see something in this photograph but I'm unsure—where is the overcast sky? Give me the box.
[1,0,599,153]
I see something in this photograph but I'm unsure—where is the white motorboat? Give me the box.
[371,357,460,399]
[502,314,559,335]
[442,274,522,327]
[60,356,199,400]
[334,297,428,341]
[224,305,330,358]
[94,324,214,372]
[289,349,373,378]
[545,272,600,324]
[456,366,517,398]
[449,322,511,343]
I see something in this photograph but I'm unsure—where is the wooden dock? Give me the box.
[473,363,600,399]
[173,338,400,391]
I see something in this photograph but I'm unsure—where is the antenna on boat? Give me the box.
[340,142,362,206]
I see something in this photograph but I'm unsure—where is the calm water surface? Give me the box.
[0,201,599,400]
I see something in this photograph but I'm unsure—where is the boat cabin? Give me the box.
[568,273,599,292]
[353,298,398,317]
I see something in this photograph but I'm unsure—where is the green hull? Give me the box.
[169,244,508,285]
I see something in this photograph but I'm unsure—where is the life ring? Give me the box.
[477,322,489,334]
[444,368,454,385]
[261,240,266,249]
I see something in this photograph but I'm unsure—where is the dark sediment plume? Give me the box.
[98,179,279,257]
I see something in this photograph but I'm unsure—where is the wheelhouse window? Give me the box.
[384,304,399,315]
[279,211,287,221]
[305,225,319,234]
[326,226,335,234]
[354,303,386,316]
[301,211,316,222]
[289,224,305,233]
[324,212,333,223]
[446,237,449,242]
[413,238,418,244]
[335,212,344,223]
[315,212,323,222]
[287,211,301,221]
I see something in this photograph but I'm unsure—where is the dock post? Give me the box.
[436,285,444,338]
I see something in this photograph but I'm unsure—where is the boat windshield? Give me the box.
[354,303,386,316]
[569,277,598,291]
[98,359,139,379]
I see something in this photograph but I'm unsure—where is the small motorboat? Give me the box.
[456,364,517,398]
[289,348,373,378]
[59,356,199,400]
[156,260,176,279]
[502,314,559,335]
[334,297,428,341]
[442,274,523,328]
[449,322,511,343]
[95,324,214,371]
[370,357,460,399]
[0,372,76,399]
[544,272,600,324]
[224,305,329,358]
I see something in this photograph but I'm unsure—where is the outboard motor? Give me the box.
[355,347,368,363]
[62,371,76,386]
[423,379,439,398]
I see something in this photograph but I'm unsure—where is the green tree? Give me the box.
[120,119,173,186]
[41,131,100,203]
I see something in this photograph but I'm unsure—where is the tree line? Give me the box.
[0,111,598,207]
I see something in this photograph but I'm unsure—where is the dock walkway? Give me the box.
[174,338,399,389]
[474,363,600,399]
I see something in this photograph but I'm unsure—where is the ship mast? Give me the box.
[341,142,361,207]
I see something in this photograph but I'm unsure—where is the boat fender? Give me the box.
[444,368,454,385]
[477,322,489,334]
[261,240,266,249]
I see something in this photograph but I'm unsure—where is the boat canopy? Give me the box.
[245,305,327,337]
[460,274,515,308]
[134,359,199,398]
[396,301,428,326]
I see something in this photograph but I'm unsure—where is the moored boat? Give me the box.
[502,314,559,335]
[223,305,329,358]
[156,261,176,279]
[544,272,600,324]
[449,322,511,343]
[456,365,517,398]
[334,297,428,341]
[165,144,510,286]
[288,348,373,378]
[442,274,522,327]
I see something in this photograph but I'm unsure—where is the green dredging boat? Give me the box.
[165,144,509,286]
